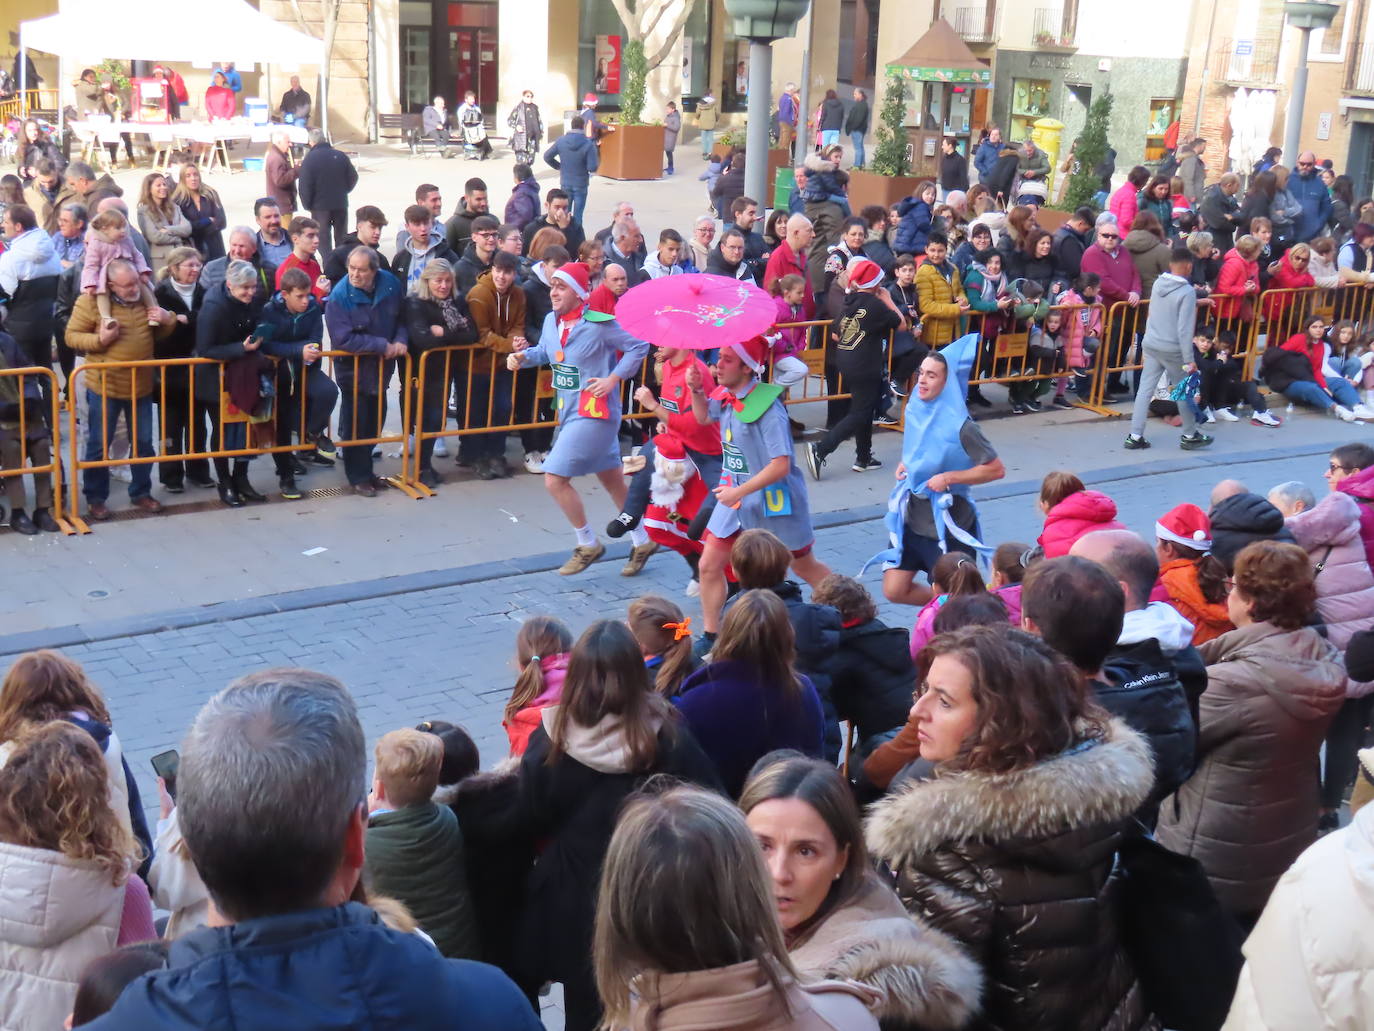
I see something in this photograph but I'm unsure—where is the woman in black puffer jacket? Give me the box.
[866,625,1159,1031]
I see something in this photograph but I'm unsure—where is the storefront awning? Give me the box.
[886,19,992,85]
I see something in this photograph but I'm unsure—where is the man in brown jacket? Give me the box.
[463,250,526,479]
[265,130,298,218]
[65,259,176,520]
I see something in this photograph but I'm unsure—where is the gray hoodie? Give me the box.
[1139,271,1195,366]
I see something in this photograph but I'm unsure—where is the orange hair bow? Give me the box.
[663,617,692,641]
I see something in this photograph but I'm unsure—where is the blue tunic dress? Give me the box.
[705,380,815,551]
[518,310,650,477]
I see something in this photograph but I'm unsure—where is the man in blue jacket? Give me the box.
[973,126,1003,182]
[1292,149,1334,242]
[323,247,407,496]
[543,116,600,224]
[84,668,542,1031]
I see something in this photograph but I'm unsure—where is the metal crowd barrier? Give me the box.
[15,279,1374,537]
[61,351,418,533]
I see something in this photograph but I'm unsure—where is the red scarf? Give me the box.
[555,304,585,361]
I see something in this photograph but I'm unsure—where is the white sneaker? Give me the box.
[1355,403,1374,421]
[1215,407,1239,422]
[1200,408,1216,424]
[433,437,449,458]
[1335,404,1358,422]
[523,451,545,474]
[685,577,701,598]
[1251,410,1282,427]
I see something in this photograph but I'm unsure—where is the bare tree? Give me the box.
[607,0,699,114]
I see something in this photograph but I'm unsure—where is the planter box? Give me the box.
[848,169,921,211]
[598,124,663,181]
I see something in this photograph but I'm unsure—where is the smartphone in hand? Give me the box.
[151,749,180,800]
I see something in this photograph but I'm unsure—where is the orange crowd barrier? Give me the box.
[0,366,71,535]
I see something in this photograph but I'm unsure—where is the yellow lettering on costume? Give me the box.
[765,487,785,512]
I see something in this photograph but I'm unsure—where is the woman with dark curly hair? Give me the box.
[1157,539,1347,928]
[865,624,1158,1031]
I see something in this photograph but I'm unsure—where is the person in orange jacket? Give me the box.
[1155,503,1234,644]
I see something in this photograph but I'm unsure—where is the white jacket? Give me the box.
[147,808,210,938]
[1224,803,1374,1030]
[0,841,124,1031]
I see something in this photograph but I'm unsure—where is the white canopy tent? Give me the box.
[18,0,329,134]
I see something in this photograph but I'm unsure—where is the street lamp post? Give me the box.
[722,0,812,211]
[1282,1,1338,163]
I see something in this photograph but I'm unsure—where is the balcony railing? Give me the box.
[1032,8,1076,48]
[1214,38,1282,86]
[1348,42,1374,94]
[954,5,1000,44]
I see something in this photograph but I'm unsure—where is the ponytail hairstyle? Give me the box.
[503,616,573,725]
[769,272,805,298]
[627,595,695,698]
[992,541,1031,585]
[1158,539,1229,605]
[930,551,986,597]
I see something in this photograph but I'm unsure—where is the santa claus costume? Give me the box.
[642,433,712,582]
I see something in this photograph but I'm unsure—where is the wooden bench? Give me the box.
[378,112,421,153]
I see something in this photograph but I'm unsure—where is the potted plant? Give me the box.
[597,41,664,180]
[1064,92,1112,213]
[849,71,922,210]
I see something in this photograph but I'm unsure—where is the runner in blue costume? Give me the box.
[686,335,833,638]
[507,261,656,576]
[869,332,1005,607]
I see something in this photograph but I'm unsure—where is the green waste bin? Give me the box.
[773,166,795,212]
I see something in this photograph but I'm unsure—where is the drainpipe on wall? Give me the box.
[368,0,380,143]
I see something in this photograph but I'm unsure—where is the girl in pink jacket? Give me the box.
[502,615,572,756]
[82,209,158,330]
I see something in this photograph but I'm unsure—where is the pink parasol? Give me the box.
[614,273,778,351]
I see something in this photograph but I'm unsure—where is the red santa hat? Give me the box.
[847,258,884,291]
[552,262,592,301]
[654,433,687,462]
[1156,503,1212,551]
[588,284,618,316]
[729,335,771,374]
[583,93,598,106]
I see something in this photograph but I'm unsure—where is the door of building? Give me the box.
[448,1,498,114]
[402,25,431,113]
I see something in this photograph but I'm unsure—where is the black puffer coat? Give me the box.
[828,617,914,751]
[866,721,1159,1031]
[1208,491,1296,573]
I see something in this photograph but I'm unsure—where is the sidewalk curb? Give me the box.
[0,438,1345,656]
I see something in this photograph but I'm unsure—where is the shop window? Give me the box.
[723,38,750,113]
[1010,77,1051,141]
[1145,98,1178,161]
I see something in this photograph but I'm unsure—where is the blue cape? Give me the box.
[864,333,993,572]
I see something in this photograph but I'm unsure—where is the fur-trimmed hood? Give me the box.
[803,152,838,174]
[866,720,1153,865]
[789,875,981,1029]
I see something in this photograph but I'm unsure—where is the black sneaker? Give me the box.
[1010,402,1028,415]
[290,455,309,477]
[606,512,639,538]
[308,449,335,467]
[162,481,186,494]
[1123,434,1150,450]
[851,456,883,472]
[279,477,304,500]
[803,442,825,481]
[314,433,337,458]
[1052,395,1074,410]
[1180,432,1214,451]
[1024,399,1043,412]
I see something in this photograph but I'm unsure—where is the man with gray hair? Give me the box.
[296,127,358,254]
[265,128,298,217]
[1268,480,1317,517]
[200,227,276,296]
[83,669,542,1030]
[606,217,644,280]
[763,212,815,315]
